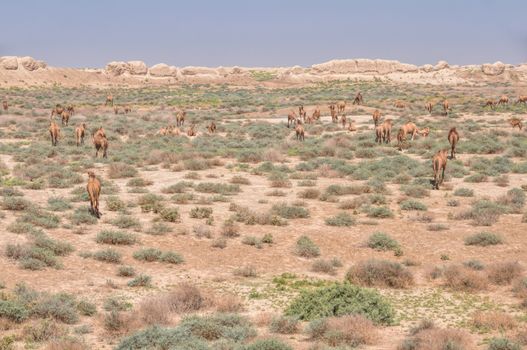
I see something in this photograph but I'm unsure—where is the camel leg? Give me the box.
[441,167,446,185]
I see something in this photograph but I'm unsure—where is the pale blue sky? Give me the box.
[1,0,525,68]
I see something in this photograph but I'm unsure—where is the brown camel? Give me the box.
[347,121,357,132]
[92,129,108,158]
[176,111,186,127]
[49,121,60,146]
[425,102,433,114]
[113,106,120,115]
[75,123,86,146]
[124,106,131,114]
[187,125,196,137]
[442,100,450,115]
[2,100,8,111]
[287,111,297,128]
[484,99,496,109]
[396,128,407,150]
[353,92,363,105]
[515,96,527,104]
[86,171,102,218]
[329,105,338,123]
[295,122,305,141]
[66,105,75,115]
[400,122,419,141]
[298,105,305,119]
[394,100,405,109]
[375,119,393,144]
[312,106,321,121]
[337,101,346,113]
[207,121,217,133]
[93,127,106,139]
[447,127,459,159]
[50,104,64,119]
[372,109,381,126]
[419,127,430,137]
[105,93,113,106]
[432,149,448,190]
[497,95,509,105]
[61,111,70,126]
[340,114,347,129]
[509,118,523,130]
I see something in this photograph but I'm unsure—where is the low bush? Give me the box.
[345,259,414,289]
[325,212,356,226]
[96,230,137,245]
[295,235,320,258]
[367,232,400,252]
[464,232,503,246]
[400,199,427,211]
[307,314,378,347]
[93,249,122,264]
[271,203,309,219]
[269,315,299,334]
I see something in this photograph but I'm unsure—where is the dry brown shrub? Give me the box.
[139,296,171,325]
[253,312,275,327]
[443,265,488,292]
[471,311,516,331]
[215,294,244,313]
[310,315,378,347]
[411,328,475,350]
[263,148,285,163]
[165,283,205,313]
[345,259,414,288]
[45,339,88,350]
[487,261,523,285]
[23,319,66,342]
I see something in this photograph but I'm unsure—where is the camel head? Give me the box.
[81,123,86,129]
[87,171,96,179]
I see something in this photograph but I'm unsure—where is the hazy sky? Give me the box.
[1,0,525,68]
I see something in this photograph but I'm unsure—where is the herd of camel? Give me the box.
[2,90,526,218]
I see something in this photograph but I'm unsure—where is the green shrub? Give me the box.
[0,300,29,323]
[117,266,136,277]
[33,293,79,324]
[285,283,394,324]
[69,207,97,225]
[108,163,138,178]
[1,197,32,211]
[93,249,122,264]
[133,248,162,262]
[269,315,299,334]
[464,232,503,246]
[271,203,309,219]
[77,300,97,316]
[147,222,172,235]
[325,212,356,226]
[106,196,126,211]
[454,188,474,197]
[367,232,400,252]
[159,207,181,222]
[47,197,72,211]
[110,214,141,229]
[128,274,152,287]
[401,185,430,198]
[487,337,521,350]
[366,206,394,218]
[195,182,240,195]
[33,236,73,256]
[160,251,184,264]
[400,199,427,211]
[189,207,213,219]
[295,235,320,258]
[297,188,320,199]
[243,338,293,350]
[96,230,137,245]
[115,325,207,350]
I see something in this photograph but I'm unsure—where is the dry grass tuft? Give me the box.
[471,311,516,332]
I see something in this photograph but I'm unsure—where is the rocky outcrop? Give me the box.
[311,59,418,74]
[19,56,43,71]
[105,61,148,76]
[0,56,18,70]
[481,61,506,76]
[179,66,219,76]
[149,63,177,77]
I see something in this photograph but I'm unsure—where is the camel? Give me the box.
[396,128,407,150]
[2,100,8,111]
[176,111,186,127]
[419,127,430,137]
[169,126,180,136]
[400,122,419,141]
[515,96,527,104]
[394,100,405,109]
[509,118,523,130]
[305,115,314,124]
[442,100,450,115]
[113,106,120,115]
[425,102,433,114]
[347,121,357,132]
[298,105,305,120]
[124,106,131,114]
[340,114,347,129]
[49,121,60,146]
[337,101,346,113]
[75,123,86,146]
[353,92,363,105]
[375,119,393,144]
[105,93,113,106]
[497,95,509,105]
[484,99,496,109]
[329,104,338,123]
[207,121,217,133]
[187,125,196,137]
[432,149,448,190]
[92,129,108,158]
[295,122,305,141]
[312,106,321,121]
[61,110,70,126]
[447,127,459,159]
[86,171,102,218]
[66,105,75,115]
[50,104,64,119]
[372,109,381,126]
[287,111,297,128]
